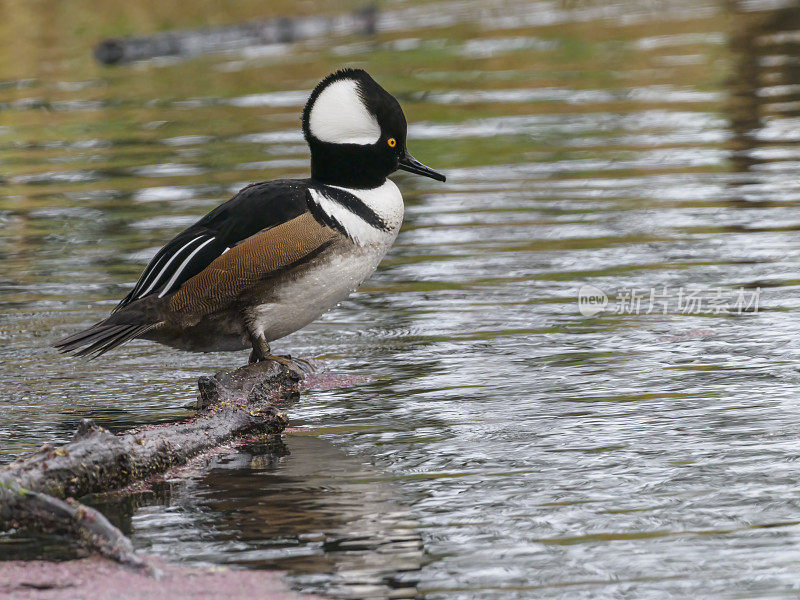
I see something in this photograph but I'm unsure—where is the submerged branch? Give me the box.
[0,360,304,569]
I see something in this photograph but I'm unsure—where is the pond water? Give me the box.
[4,0,800,597]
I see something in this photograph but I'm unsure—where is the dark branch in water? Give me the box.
[94,7,378,65]
[7,485,150,573]
[0,360,305,571]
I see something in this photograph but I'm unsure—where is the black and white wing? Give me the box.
[114,179,309,311]
[115,230,219,310]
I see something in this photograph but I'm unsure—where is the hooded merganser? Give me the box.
[55,68,445,364]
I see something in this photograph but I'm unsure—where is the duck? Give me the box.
[55,68,446,366]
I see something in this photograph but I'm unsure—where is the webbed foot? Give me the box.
[248,334,314,375]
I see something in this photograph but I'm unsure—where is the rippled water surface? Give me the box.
[6,0,800,597]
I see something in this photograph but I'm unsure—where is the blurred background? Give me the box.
[5,0,800,598]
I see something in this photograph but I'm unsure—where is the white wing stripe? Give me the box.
[138,235,207,299]
[158,237,216,298]
[130,250,169,299]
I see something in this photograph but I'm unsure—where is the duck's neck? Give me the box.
[309,141,390,189]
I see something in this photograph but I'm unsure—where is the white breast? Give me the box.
[250,179,405,342]
[310,179,404,246]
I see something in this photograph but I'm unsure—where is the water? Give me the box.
[4,0,800,597]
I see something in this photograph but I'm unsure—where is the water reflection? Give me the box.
[727,2,800,176]
[99,435,421,600]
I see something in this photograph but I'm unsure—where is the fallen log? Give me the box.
[94,6,378,65]
[0,360,303,570]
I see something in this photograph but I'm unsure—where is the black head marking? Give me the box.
[302,69,408,189]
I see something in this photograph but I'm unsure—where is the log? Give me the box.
[0,360,304,570]
[94,7,378,65]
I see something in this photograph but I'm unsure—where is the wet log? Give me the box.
[0,360,303,570]
[94,7,377,65]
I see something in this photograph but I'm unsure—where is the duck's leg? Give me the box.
[248,332,271,364]
[248,331,314,373]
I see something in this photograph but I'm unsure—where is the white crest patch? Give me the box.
[309,180,404,246]
[308,79,381,145]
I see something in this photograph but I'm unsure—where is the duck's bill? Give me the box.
[398,153,446,182]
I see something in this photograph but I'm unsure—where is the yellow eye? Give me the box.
[387,138,396,148]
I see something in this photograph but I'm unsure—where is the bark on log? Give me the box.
[0,360,304,570]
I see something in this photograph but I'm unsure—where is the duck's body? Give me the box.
[55,69,443,362]
[138,178,403,353]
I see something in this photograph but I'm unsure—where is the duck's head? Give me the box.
[302,68,446,189]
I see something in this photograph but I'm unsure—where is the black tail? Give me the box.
[54,320,155,358]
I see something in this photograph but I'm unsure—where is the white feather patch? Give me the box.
[309,181,403,246]
[308,79,381,145]
[328,181,404,231]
